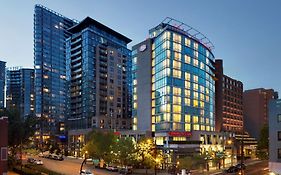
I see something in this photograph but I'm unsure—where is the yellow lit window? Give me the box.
[173,137,186,141]
[173,96,181,104]
[163,59,170,68]
[193,116,198,123]
[185,55,191,64]
[200,117,204,124]
[161,104,171,112]
[200,94,204,101]
[185,98,190,106]
[200,85,205,93]
[152,43,155,50]
[185,114,191,123]
[166,86,171,94]
[185,38,190,46]
[193,100,198,107]
[200,101,204,108]
[133,117,137,124]
[206,88,209,95]
[156,137,164,145]
[206,126,210,131]
[163,40,170,49]
[173,60,181,69]
[194,42,198,50]
[173,42,182,52]
[194,92,198,99]
[152,116,155,123]
[152,51,155,58]
[201,125,205,130]
[173,33,181,43]
[173,123,182,130]
[43,88,49,93]
[185,90,190,97]
[185,81,190,89]
[193,59,198,67]
[152,99,155,107]
[152,124,155,132]
[185,73,190,81]
[193,124,200,130]
[152,91,155,98]
[156,115,161,122]
[133,102,137,109]
[174,52,181,61]
[200,62,204,70]
[152,67,155,75]
[173,105,181,113]
[193,75,198,82]
[173,114,181,122]
[173,87,181,95]
[167,50,171,58]
[133,79,137,85]
[133,95,137,101]
[185,124,191,131]
[164,113,170,121]
[163,31,171,40]
[133,87,137,93]
[206,95,210,102]
[194,50,198,58]
[152,83,155,91]
[173,69,181,78]
[194,84,199,91]
[152,76,155,83]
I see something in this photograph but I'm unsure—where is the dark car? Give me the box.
[235,163,246,170]
[119,167,132,174]
[225,166,239,173]
[27,158,36,163]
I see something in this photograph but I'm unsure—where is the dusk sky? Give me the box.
[0,0,280,93]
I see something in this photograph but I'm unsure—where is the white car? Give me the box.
[80,170,94,175]
[35,159,43,165]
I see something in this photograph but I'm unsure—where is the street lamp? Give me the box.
[80,150,88,174]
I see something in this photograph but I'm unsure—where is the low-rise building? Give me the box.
[0,116,8,175]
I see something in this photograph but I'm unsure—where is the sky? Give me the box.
[0,0,281,93]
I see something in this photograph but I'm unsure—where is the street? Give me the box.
[40,157,118,175]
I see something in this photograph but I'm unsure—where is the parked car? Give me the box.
[27,158,36,163]
[106,165,118,172]
[80,169,94,175]
[119,167,132,174]
[235,163,246,170]
[35,159,43,165]
[225,166,239,173]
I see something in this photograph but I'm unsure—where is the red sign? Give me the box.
[168,131,192,137]
[114,132,121,136]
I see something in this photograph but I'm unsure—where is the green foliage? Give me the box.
[83,130,117,162]
[135,138,158,168]
[257,124,269,160]
[112,137,137,166]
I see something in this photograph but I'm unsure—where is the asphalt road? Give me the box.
[38,157,118,175]
[217,160,269,175]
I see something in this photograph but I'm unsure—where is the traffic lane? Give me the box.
[41,157,119,175]
[218,161,268,175]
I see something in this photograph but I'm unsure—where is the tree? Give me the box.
[0,109,38,168]
[112,137,137,166]
[257,124,269,159]
[136,138,156,169]
[82,130,117,164]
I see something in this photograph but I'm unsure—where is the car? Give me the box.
[235,163,246,170]
[106,165,118,172]
[225,166,239,173]
[80,169,94,175]
[35,159,43,165]
[27,157,36,163]
[119,167,132,174]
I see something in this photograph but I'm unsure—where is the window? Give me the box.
[185,73,190,81]
[173,33,181,43]
[193,116,199,123]
[173,105,181,113]
[173,114,181,122]
[173,42,182,52]
[185,38,190,47]
[185,114,191,123]
[174,52,181,61]
[173,87,181,95]
[173,60,181,69]
[173,69,181,78]
[278,148,281,159]
[278,131,281,141]
[185,124,191,131]
[278,114,281,122]
[184,55,191,64]
[1,147,7,161]
[173,96,181,104]
[193,124,200,130]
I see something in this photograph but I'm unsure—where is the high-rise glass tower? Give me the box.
[66,17,132,156]
[0,61,6,109]
[34,5,77,140]
[6,67,35,118]
[132,18,216,148]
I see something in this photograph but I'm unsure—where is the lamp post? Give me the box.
[80,150,88,174]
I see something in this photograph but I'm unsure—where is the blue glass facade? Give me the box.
[132,20,216,145]
[0,61,5,109]
[6,68,34,118]
[34,5,77,138]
